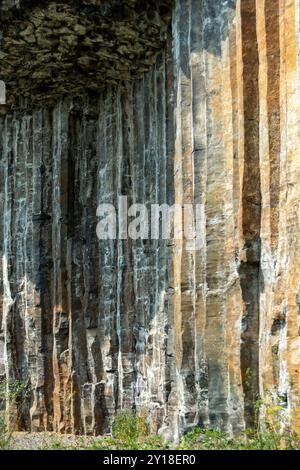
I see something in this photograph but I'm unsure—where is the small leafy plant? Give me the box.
[111,409,149,442]
[87,409,165,450]
[177,427,300,450]
[0,378,31,449]
[0,414,12,450]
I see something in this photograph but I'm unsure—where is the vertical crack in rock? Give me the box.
[265,0,280,255]
[239,0,261,428]
[256,0,283,420]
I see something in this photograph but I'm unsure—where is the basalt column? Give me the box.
[257,0,300,429]
[168,0,300,435]
[0,66,173,433]
[168,0,247,437]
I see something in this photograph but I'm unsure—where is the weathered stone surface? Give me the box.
[0,59,171,434]
[0,0,171,108]
[1,0,300,439]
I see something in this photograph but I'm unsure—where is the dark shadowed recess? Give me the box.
[0,0,172,109]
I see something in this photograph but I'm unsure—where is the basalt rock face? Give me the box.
[1,0,300,439]
[0,0,171,108]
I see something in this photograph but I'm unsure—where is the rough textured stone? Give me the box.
[1,0,300,439]
[0,0,171,108]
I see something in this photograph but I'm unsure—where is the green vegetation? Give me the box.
[42,410,166,451]
[41,426,300,451]
[0,416,12,450]
[0,386,299,450]
[86,434,166,451]
[177,427,300,450]
[102,409,165,450]
[0,379,31,450]
[111,409,149,442]
[38,407,300,451]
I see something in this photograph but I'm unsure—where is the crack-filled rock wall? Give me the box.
[0,59,172,433]
[1,0,300,438]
